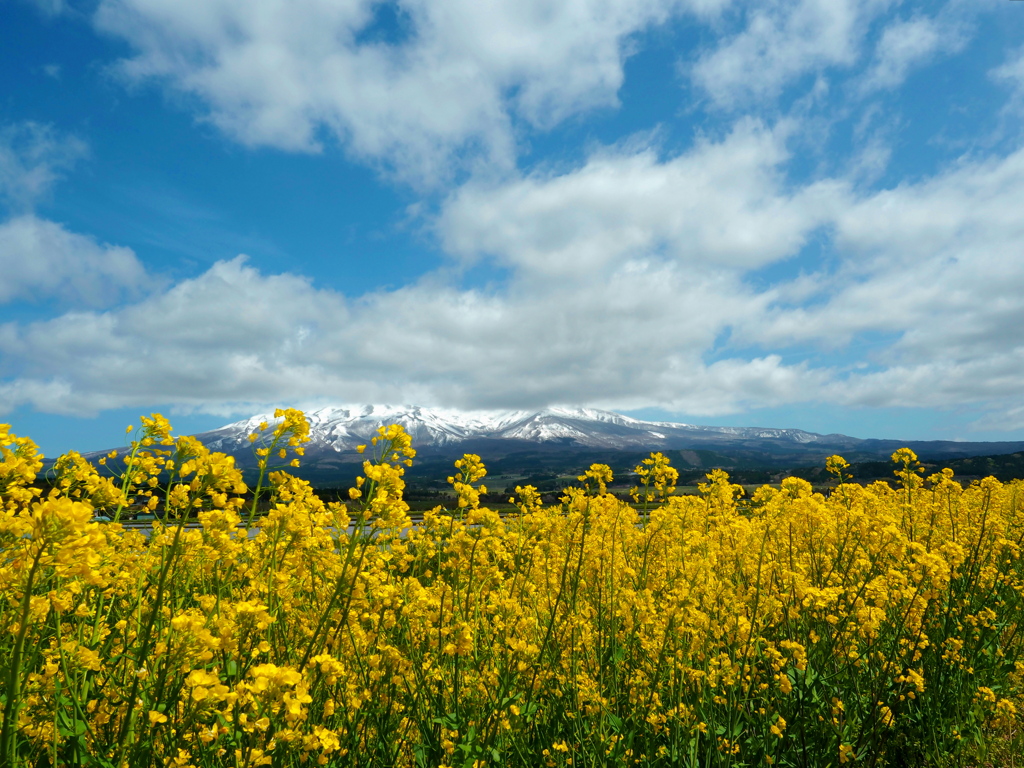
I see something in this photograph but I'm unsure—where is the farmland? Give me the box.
[1,411,1022,767]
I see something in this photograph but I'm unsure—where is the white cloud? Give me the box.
[972,403,1024,434]
[24,0,66,17]
[0,215,150,306]
[992,47,1024,90]
[0,123,149,308]
[859,13,968,93]
[93,0,725,184]
[4,118,1024,428]
[740,143,1024,413]
[690,0,892,109]
[440,119,844,276]
[0,251,816,418]
[0,257,343,414]
[437,121,1024,421]
[0,123,87,210]
[991,46,1024,116]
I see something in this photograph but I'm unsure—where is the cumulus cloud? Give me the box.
[24,0,66,17]
[0,123,87,210]
[0,124,149,308]
[991,46,1024,116]
[0,249,818,417]
[0,257,341,415]
[689,0,889,109]
[3,0,1024,434]
[725,143,1024,426]
[859,13,968,93]
[992,47,1024,89]
[444,123,1024,421]
[748,143,1024,347]
[972,403,1024,434]
[0,215,150,306]
[93,0,726,184]
[3,110,1024,429]
[440,119,845,276]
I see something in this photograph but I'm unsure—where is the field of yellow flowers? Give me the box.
[1,410,1022,767]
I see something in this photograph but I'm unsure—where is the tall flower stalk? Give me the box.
[0,416,1021,767]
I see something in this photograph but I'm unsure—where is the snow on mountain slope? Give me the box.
[76,405,1024,480]
[195,404,837,454]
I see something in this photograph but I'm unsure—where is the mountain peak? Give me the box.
[103,404,1024,485]
[197,404,825,454]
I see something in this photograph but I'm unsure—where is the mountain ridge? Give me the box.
[75,405,1024,486]
[197,404,847,454]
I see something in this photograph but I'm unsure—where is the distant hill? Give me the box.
[785,452,1024,486]
[148,405,1024,487]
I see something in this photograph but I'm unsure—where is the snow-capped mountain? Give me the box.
[196,404,847,455]
[78,404,1024,484]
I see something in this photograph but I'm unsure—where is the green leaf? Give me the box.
[58,719,87,738]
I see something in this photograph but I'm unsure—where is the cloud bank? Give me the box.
[4,121,1024,430]
[94,0,726,185]
[4,0,1024,439]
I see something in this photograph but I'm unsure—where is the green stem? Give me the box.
[0,545,46,763]
[113,503,193,765]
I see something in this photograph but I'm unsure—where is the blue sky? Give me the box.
[3,0,1024,457]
